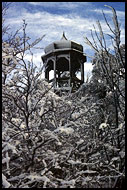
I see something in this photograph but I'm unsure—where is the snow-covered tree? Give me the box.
[2,4,125,188]
[83,5,125,187]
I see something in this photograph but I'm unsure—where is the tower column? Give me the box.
[68,52,71,88]
[53,56,57,88]
[44,61,49,81]
[81,61,84,83]
[45,70,49,81]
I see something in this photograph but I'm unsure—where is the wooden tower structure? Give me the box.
[41,32,86,92]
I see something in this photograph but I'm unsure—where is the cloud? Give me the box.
[25,52,43,66]
[92,8,125,19]
[28,2,91,10]
[4,2,125,68]
[84,62,93,71]
[5,9,96,47]
[5,9,113,44]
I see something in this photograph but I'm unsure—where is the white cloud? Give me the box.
[5,9,112,49]
[25,52,43,66]
[4,2,125,69]
[5,9,97,53]
[92,8,125,19]
[28,2,91,10]
[84,62,93,71]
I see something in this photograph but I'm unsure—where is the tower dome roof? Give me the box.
[44,32,83,54]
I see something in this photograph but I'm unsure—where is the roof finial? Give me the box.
[61,31,67,40]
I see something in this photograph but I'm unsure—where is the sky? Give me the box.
[3,2,125,80]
